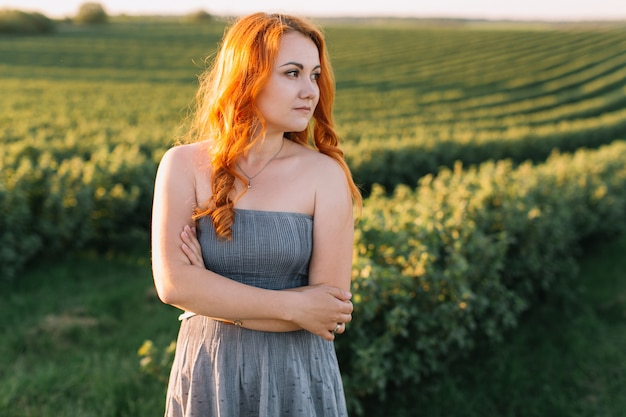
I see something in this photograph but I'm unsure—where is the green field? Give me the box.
[1,17,626,416]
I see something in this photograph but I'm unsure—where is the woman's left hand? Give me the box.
[181,225,204,268]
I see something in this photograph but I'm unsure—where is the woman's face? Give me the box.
[256,31,321,136]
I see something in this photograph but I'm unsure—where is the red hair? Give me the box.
[184,12,361,239]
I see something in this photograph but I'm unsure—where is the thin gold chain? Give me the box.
[235,138,284,189]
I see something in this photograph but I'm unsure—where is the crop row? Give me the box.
[328,26,626,190]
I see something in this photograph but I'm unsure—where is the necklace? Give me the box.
[235,139,284,189]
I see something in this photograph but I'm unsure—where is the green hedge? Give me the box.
[3,125,623,280]
[346,107,626,194]
[337,140,626,414]
[0,144,156,278]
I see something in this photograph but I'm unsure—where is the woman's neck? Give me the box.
[244,134,285,162]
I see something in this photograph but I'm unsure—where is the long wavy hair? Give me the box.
[183,12,361,239]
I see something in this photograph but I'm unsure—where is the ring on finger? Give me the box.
[333,323,341,334]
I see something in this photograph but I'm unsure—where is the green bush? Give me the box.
[336,140,626,413]
[0,142,157,279]
[0,170,42,279]
[0,9,55,34]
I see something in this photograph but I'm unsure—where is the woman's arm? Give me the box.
[151,145,352,340]
[180,224,351,335]
[179,153,355,335]
[307,156,355,293]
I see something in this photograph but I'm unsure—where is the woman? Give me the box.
[151,12,361,416]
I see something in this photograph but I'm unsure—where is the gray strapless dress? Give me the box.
[164,209,348,417]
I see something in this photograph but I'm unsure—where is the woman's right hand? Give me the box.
[288,285,353,341]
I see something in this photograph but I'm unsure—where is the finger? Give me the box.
[181,243,197,264]
[186,225,202,254]
[320,329,334,341]
[335,300,353,316]
[191,236,202,254]
[327,286,352,302]
[331,322,343,335]
[342,312,353,323]
[181,229,202,259]
[188,238,202,262]
[181,226,195,245]
[181,243,203,267]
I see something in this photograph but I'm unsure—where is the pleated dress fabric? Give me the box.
[164,209,348,417]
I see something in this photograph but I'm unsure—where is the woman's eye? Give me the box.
[312,72,321,81]
[286,70,299,77]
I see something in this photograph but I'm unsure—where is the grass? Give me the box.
[1,233,625,416]
[376,233,626,417]
[0,243,178,416]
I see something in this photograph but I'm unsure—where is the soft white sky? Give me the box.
[2,0,626,21]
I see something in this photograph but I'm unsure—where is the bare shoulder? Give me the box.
[153,141,214,217]
[287,142,352,218]
[290,142,347,184]
[156,141,212,186]
[159,141,210,168]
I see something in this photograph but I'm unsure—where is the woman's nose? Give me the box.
[300,78,318,99]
